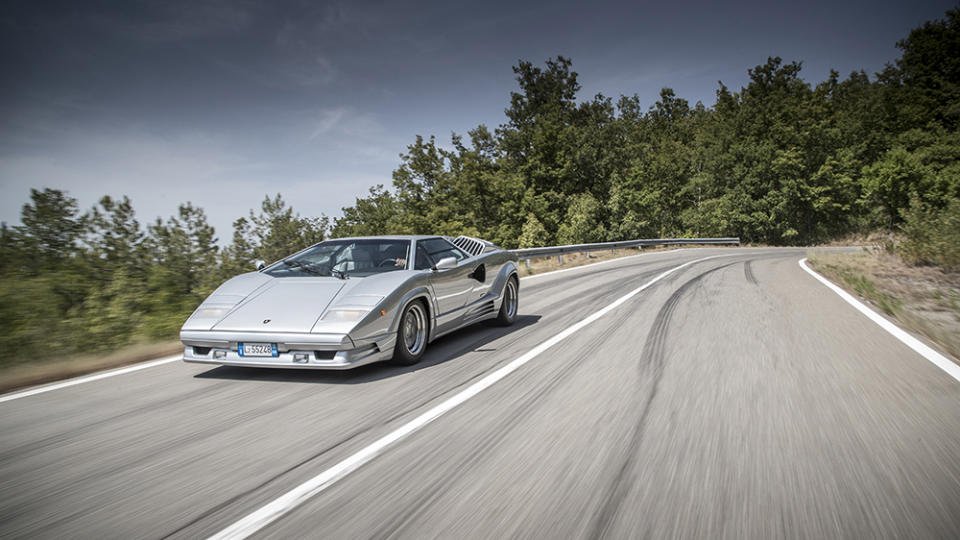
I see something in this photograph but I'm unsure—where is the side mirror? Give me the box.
[253,259,266,271]
[434,257,457,270]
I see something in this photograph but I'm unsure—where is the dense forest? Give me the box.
[1,8,958,362]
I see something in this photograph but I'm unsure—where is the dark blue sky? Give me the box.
[1,0,955,238]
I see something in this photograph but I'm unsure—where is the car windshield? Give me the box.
[263,239,411,278]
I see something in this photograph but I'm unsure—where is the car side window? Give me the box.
[420,238,469,263]
[414,243,433,270]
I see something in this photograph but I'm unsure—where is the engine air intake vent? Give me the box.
[451,236,490,257]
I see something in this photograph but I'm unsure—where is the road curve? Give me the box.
[1,248,959,539]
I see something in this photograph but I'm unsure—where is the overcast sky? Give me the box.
[1,0,955,240]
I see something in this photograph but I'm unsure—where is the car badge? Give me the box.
[263,319,271,324]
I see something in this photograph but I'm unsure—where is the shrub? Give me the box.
[899,196,960,271]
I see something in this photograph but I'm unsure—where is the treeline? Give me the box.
[1,8,958,363]
[0,193,326,362]
[335,9,960,248]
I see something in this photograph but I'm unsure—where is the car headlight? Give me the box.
[322,309,370,322]
[193,306,232,319]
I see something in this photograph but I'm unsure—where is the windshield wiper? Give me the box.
[281,259,323,275]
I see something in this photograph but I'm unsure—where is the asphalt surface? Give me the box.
[2,247,959,539]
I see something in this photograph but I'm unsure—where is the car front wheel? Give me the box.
[391,300,428,365]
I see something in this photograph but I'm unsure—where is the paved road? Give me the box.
[2,248,959,539]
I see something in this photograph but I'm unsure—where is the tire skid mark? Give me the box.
[532,265,676,328]
[744,260,758,285]
[522,260,665,293]
[362,258,703,539]
[589,262,736,540]
[371,262,726,539]
[364,302,640,540]
[258,257,736,539]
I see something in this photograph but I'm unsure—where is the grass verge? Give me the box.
[0,341,182,395]
[808,249,960,361]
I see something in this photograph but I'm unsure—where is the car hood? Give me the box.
[184,270,423,335]
[211,279,347,334]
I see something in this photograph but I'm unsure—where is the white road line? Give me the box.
[799,258,960,383]
[519,248,684,281]
[208,253,728,540]
[0,355,182,404]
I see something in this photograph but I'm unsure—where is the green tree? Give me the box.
[331,185,398,237]
[84,195,147,281]
[248,194,328,264]
[216,217,257,278]
[77,269,146,350]
[894,8,960,130]
[518,213,551,248]
[142,203,220,338]
[16,188,84,273]
[557,193,606,244]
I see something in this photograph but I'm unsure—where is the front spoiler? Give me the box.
[180,329,396,370]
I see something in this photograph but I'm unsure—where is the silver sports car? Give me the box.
[180,235,519,369]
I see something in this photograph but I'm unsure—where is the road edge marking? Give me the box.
[0,355,182,404]
[208,254,729,540]
[799,258,960,383]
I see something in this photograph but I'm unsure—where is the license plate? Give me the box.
[239,342,278,357]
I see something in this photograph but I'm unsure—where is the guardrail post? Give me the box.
[524,259,531,270]
[558,254,563,264]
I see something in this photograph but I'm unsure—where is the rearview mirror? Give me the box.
[434,257,457,270]
[253,259,266,271]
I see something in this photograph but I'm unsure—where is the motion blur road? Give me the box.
[2,248,959,539]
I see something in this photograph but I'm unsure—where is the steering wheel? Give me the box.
[379,258,398,267]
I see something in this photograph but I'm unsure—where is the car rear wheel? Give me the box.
[494,276,518,326]
[391,300,428,365]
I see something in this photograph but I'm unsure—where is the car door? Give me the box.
[417,238,475,329]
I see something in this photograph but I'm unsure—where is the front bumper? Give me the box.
[180,329,396,370]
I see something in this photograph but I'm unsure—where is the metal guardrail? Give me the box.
[510,237,740,262]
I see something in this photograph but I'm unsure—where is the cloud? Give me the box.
[306,106,386,141]
[309,108,347,139]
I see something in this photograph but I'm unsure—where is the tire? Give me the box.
[493,276,519,326]
[391,300,428,365]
